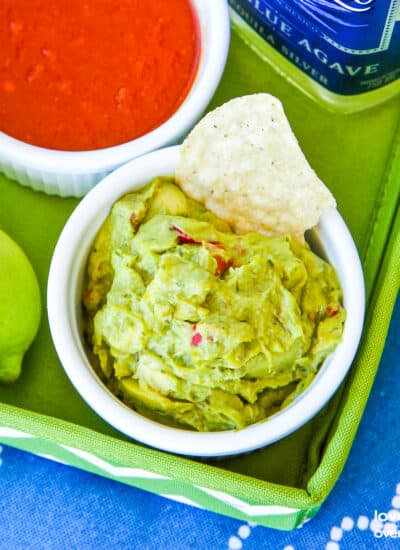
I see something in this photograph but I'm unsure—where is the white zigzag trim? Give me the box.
[0,429,302,519]
[36,453,68,465]
[60,445,169,480]
[161,494,205,510]
[198,487,300,517]
[0,427,33,438]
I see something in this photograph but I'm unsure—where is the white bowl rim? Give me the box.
[0,0,230,174]
[47,145,366,457]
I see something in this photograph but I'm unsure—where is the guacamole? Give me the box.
[83,178,345,431]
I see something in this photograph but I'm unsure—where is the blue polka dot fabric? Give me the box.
[0,295,399,550]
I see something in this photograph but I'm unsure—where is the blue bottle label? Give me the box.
[229,0,400,95]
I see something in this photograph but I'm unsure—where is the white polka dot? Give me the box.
[326,542,339,550]
[370,519,383,532]
[228,536,243,550]
[341,517,354,531]
[330,527,343,541]
[392,495,400,509]
[396,483,400,495]
[383,522,398,536]
[283,546,295,550]
[238,525,250,539]
[247,521,257,528]
[357,516,369,530]
[389,509,400,522]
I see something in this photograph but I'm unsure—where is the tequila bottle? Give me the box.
[230,0,400,112]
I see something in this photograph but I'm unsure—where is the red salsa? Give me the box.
[0,1,199,150]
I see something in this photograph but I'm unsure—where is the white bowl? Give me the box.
[0,0,230,198]
[47,145,365,457]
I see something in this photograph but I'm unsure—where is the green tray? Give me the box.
[0,25,399,530]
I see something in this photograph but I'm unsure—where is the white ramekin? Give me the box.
[0,1,230,197]
[47,145,366,457]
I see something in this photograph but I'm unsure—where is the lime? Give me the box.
[0,229,41,383]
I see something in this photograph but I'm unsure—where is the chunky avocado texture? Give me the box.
[83,178,345,432]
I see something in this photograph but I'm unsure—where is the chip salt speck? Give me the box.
[175,93,336,238]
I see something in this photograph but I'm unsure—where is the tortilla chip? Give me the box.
[176,93,335,238]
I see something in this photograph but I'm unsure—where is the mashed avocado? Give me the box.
[83,178,345,431]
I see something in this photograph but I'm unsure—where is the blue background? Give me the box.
[0,295,399,550]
